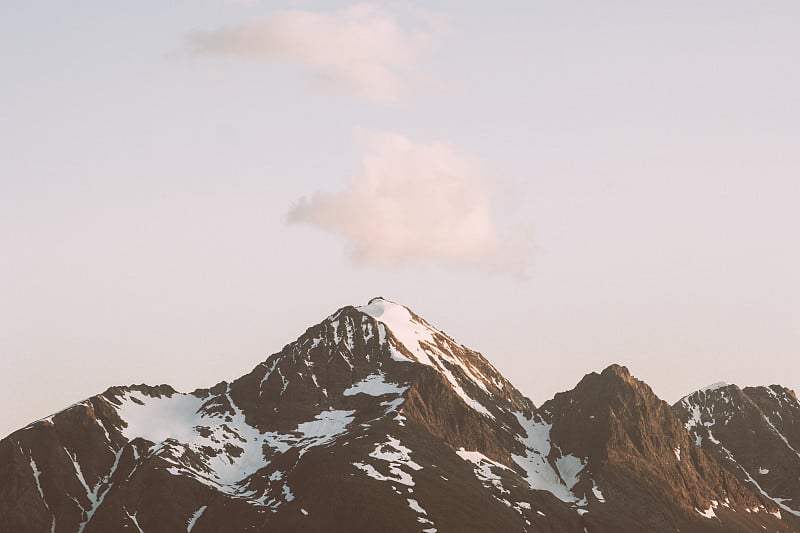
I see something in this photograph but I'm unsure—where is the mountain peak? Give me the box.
[700,381,729,392]
[675,380,800,519]
[600,363,631,379]
[4,301,798,532]
[676,382,740,407]
[355,297,437,364]
[357,296,413,323]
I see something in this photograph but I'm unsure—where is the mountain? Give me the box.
[675,383,800,521]
[1,297,798,532]
[536,365,790,532]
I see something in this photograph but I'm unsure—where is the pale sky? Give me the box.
[2,1,798,438]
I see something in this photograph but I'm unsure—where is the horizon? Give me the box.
[0,294,791,439]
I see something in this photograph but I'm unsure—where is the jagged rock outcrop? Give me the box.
[537,365,787,532]
[675,383,800,522]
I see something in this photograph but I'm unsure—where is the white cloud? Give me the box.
[184,4,440,103]
[288,129,534,276]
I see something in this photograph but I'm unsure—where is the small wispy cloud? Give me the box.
[288,129,534,277]
[183,4,441,103]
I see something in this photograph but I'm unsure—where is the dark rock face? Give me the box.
[1,298,798,532]
[674,383,800,523]
[538,365,788,532]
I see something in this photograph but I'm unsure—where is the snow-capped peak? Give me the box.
[357,297,438,367]
[700,382,729,393]
[357,296,414,325]
[677,382,732,406]
[355,297,508,418]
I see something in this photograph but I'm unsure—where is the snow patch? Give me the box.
[343,373,407,397]
[457,449,510,495]
[434,360,494,418]
[110,388,354,505]
[25,452,48,507]
[294,409,357,451]
[697,500,719,519]
[124,508,144,533]
[511,413,586,503]
[407,498,427,515]
[696,505,716,519]
[187,505,207,532]
[591,480,605,503]
[114,391,206,445]
[761,411,800,460]
[353,436,422,487]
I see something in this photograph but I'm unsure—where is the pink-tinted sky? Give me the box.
[1,1,798,437]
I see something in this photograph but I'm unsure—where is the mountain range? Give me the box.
[1,297,798,532]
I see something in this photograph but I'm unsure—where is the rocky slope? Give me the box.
[675,383,800,521]
[537,365,789,532]
[1,297,798,532]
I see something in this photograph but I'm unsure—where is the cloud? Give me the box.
[288,129,534,276]
[183,4,440,103]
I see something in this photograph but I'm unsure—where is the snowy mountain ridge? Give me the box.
[356,296,506,417]
[2,297,799,532]
[675,382,800,519]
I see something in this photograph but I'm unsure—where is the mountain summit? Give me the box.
[1,298,798,532]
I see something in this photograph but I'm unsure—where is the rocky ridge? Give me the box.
[1,297,798,532]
